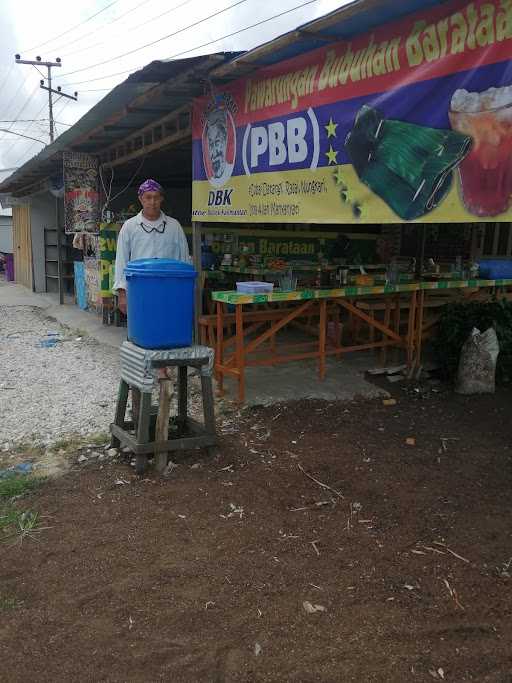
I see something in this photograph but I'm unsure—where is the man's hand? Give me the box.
[117,289,127,315]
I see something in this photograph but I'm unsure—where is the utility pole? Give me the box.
[14,55,78,143]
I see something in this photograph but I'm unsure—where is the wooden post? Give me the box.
[414,289,426,372]
[55,196,64,305]
[406,290,418,368]
[415,225,427,280]
[380,297,392,366]
[215,301,224,395]
[319,299,327,380]
[154,375,173,474]
[235,304,245,403]
[192,221,202,343]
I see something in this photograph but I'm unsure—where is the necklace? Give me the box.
[140,219,166,234]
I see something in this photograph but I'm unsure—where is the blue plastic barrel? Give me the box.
[478,259,512,280]
[125,258,197,349]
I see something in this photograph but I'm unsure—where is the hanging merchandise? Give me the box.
[63,151,100,234]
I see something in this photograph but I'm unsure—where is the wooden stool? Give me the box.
[110,342,217,476]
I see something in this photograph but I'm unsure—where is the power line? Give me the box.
[0,71,33,121]
[2,101,48,159]
[0,64,15,94]
[60,0,196,59]
[79,88,112,93]
[0,128,47,144]
[0,84,39,143]
[58,0,251,78]
[21,0,121,53]
[54,0,154,56]
[61,0,322,87]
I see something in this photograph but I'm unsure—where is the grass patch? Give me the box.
[0,595,22,612]
[0,507,47,544]
[87,431,110,446]
[52,430,108,452]
[0,474,48,544]
[4,442,45,459]
[0,475,41,500]
[52,436,82,451]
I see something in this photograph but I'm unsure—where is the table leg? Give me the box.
[110,379,129,448]
[406,290,417,368]
[380,297,392,366]
[201,373,216,437]
[135,392,152,476]
[235,304,245,403]
[333,304,342,359]
[319,299,327,380]
[393,294,401,362]
[216,301,224,396]
[369,310,376,352]
[414,289,426,372]
[178,365,188,434]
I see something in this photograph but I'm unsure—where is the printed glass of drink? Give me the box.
[449,87,512,217]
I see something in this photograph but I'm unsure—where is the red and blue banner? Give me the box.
[192,0,512,224]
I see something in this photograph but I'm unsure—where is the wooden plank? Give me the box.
[235,304,245,403]
[109,425,216,455]
[12,205,32,290]
[336,298,402,343]
[192,221,202,341]
[154,378,173,474]
[319,299,327,380]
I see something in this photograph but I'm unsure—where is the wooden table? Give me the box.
[212,279,512,403]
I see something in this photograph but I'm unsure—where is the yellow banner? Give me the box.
[192,165,506,224]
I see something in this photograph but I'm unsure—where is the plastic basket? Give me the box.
[236,281,274,294]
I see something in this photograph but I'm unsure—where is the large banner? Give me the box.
[99,223,119,297]
[63,152,100,234]
[192,0,512,224]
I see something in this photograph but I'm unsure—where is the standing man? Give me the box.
[113,179,190,314]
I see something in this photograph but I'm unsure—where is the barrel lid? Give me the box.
[125,258,196,277]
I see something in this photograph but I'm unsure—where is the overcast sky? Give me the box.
[0,0,349,184]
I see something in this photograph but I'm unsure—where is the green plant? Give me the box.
[434,298,512,383]
[0,475,48,544]
[0,475,41,500]
[0,595,22,612]
[0,508,48,544]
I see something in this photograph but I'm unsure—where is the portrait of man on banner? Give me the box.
[202,105,236,187]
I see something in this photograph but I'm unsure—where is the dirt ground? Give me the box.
[1,381,512,682]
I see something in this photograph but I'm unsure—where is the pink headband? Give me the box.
[138,179,163,196]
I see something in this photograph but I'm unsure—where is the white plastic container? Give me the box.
[236,281,274,294]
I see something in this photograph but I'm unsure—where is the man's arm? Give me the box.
[112,224,130,314]
[176,222,191,264]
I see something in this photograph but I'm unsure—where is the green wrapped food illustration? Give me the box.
[344,105,473,221]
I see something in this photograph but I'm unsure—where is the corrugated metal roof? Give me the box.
[212,0,450,78]
[0,53,241,196]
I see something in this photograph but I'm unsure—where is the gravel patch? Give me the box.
[0,305,120,449]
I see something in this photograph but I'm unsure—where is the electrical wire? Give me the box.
[0,128,47,144]
[0,71,33,121]
[21,0,121,53]
[61,0,322,87]
[0,84,39,143]
[60,0,196,59]
[53,0,154,56]
[58,0,251,78]
[107,155,146,205]
[0,64,15,94]
[2,99,48,157]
